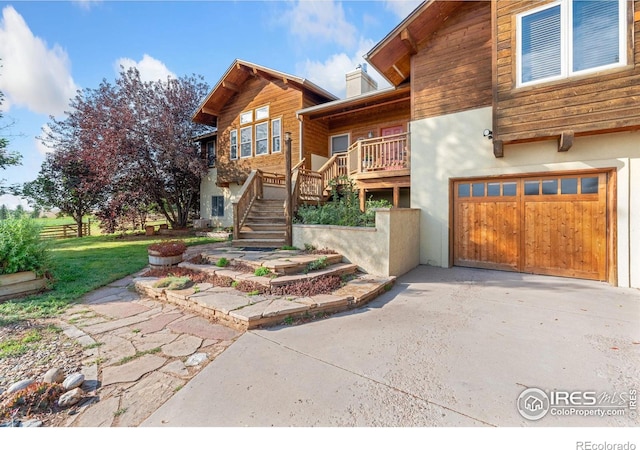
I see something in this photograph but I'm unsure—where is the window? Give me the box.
[272,118,281,153]
[255,122,268,156]
[230,130,238,160]
[330,133,350,155]
[240,126,252,158]
[517,0,626,86]
[211,196,224,217]
[240,111,253,125]
[255,106,269,121]
[206,140,216,167]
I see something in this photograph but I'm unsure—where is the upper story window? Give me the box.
[240,111,253,125]
[206,140,216,167]
[240,126,252,158]
[230,130,238,160]
[255,122,268,156]
[255,105,269,121]
[272,118,281,153]
[517,0,626,87]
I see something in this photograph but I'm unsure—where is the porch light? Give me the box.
[483,129,493,140]
[285,131,292,141]
[367,131,374,139]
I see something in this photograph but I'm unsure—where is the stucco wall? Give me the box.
[200,168,242,228]
[292,208,420,277]
[410,106,640,288]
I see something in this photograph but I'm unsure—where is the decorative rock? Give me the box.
[62,373,85,391]
[43,368,65,384]
[21,419,43,427]
[7,379,34,394]
[58,387,83,408]
[185,353,207,367]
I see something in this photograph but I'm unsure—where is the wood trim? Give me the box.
[449,167,610,183]
[448,179,454,268]
[491,0,499,142]
[607,168,618,285]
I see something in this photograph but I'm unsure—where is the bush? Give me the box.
[0,217,49,275]
[295,176,391,227]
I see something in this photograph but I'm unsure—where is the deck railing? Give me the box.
[233,170,262,240]
[347,132,409,174]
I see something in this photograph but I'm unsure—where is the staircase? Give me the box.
[232,198,287,248]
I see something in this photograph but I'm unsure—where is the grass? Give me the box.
[115,347,161,366]
[0,234,223,325]
[253,266,271,277]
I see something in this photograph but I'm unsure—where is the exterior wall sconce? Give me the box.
[367,131,374,139]
[483,129,493,140]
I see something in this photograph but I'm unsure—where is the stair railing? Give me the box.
[233,169,262,240]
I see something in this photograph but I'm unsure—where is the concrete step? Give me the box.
[231,238,286,248]
[238,230,286,240]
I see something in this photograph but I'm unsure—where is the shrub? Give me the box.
[216,257,230,267]
[254,266,271,277]
[153,276,192,290]
[295,176,391,227]
[304,256,328,274]
[0,217,49,275]
[147,240,187,257]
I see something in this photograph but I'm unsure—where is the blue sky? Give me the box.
[0,0,420,209]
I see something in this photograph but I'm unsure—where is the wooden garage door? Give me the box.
[453,172,608,281]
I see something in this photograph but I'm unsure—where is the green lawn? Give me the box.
[0,234,223,324]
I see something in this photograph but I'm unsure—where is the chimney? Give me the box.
[345,63,377,98]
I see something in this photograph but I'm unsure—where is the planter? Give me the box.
[0,271,48,303]
[145,225,155,236]
[148,250,183,267]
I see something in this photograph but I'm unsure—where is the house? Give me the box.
[192,60,337,229]
[192,59,413,247]
[365,0,640,288]
[297,65,411,209]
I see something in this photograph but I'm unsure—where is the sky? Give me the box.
[0,0,422,210]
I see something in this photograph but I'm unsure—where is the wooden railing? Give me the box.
[261,171,285,186]
[233,170,262,240]
[297,168,325,203]
[347,132,409,173]
[40,221,91,239]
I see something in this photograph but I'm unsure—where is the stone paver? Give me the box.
[115,372,183,427]
[129,329,180,352]
[68,396,119,427]
[82,314,150,335]
[135,312,184,334]
[160,360,189,378]
[168,316,241,341]
[190,291,260,314]
[161,335,203,357]
[89,301,150,319]
[95,334,137,366]
[262,299,310,318]
[101,354,167,386]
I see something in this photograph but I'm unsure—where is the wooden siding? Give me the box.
[412,1,493,120]
[215,77,303,183]
[453,171,609,281]
[494,0,640,143]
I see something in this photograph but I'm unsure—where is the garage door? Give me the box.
[453,172,608,281]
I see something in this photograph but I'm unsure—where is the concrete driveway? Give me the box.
[142,266,640,427]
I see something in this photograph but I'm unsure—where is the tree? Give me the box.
[28,68,211,234]
[13,204,24,218]
[0,204,7,220]
[22,148,106,237]
[0,68,22,194]
[98,68,210,229]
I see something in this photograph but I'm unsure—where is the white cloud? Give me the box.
[285,0,357,49]
[0,6,78,116]
[36,124,54,156]
[297,38,390,98]
[72,0,102,11]
[384,0,423,19]
[115,54,176,83]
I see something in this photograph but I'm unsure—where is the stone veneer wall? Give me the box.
[292,208,420,277]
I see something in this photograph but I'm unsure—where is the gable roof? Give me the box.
[192,59,338,126]
[365,0,466,86]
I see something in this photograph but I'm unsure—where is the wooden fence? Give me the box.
[40,221,91,239]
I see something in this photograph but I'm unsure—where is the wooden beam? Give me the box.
[201,106,219,116]
[558,130,574,152]
[393,186,400,208]
[493,139,504,158]
[400,28,418,55]
[392,64,406,80]
[635,10,640,22]
[222,81,240,93]
[359,189,366,212]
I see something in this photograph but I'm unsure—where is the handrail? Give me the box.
[292,158,306,172]
[232,169,262,240]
